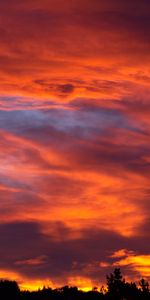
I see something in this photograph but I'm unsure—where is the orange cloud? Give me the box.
[112,249,150,279]
[0,0,150,102]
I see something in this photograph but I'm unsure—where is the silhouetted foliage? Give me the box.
[139,278,149,299]
[0,279,20,300]
[106,268,130,299]
[0,269,149,300]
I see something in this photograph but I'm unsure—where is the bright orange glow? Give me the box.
[68,277,94,291]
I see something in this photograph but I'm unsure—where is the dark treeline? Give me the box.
[0,269,149,300]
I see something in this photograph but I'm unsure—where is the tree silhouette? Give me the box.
[139,278,149,292]
[139,278,149,299]
[0,279,20,299]
[106,268,125,299]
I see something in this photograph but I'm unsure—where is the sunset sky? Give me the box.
[0,0,150,291]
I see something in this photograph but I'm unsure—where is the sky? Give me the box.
[0,0,150,291]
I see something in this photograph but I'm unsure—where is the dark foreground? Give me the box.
[0,269,149,300]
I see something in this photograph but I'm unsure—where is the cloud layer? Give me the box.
[0,0,150,290]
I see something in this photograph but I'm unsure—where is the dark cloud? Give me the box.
[0,221,149,283]
[34,81,75,96]
[57,84,75,95]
